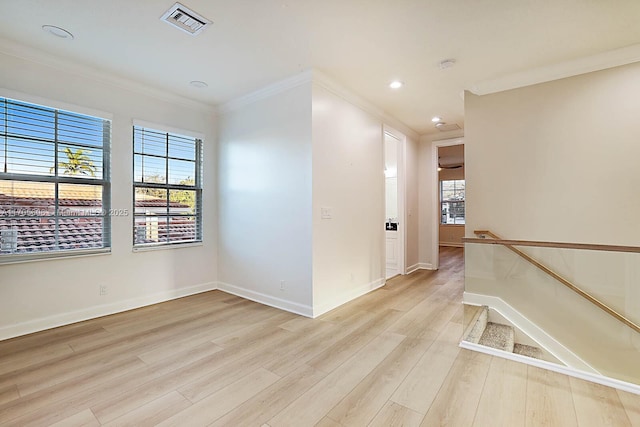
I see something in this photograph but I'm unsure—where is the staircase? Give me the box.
[464,306,543,359]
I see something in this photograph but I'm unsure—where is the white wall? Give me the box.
[465,62,640,245]
[217,76,417,318]
[404,135,420,271]
[464,62,640,381]
[0,52,217,340]
[311,83,385,315]
[439,225,465,246]
[217,83,314,315]
[418,135,435,268]
[217,76,415,317]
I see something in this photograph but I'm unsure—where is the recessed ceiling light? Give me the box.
[389,81,403,89]
[431,116,442,123]
[42,25,74,40]
[189,80,208,88]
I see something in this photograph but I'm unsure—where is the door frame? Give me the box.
[384,125,406,276]
[431,137,464,270]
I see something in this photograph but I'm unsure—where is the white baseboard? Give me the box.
[459,340,640,396]
[463,292,597,374]
[0,281,218,341]
[312,278,385,318]
[406,263,435,274]
[216,281,313,318]
[406,264,421,274]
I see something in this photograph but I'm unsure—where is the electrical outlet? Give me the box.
[321,207,333,219]
[99,285,108,296]
[280,280,286,291]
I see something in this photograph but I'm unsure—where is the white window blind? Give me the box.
[133,125,202,247]
[0,97,111,262]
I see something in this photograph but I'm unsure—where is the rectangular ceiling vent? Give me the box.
[435,123,461,132]
[161,2,212,36]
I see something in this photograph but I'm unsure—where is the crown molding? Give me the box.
[217,70,313,115]
[217,67,420,140]
[311,69,420,141]
[470,43,640,96]
[0,38,216,114]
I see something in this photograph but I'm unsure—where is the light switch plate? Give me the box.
[321,207,333,219]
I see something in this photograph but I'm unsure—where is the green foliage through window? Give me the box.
[133,125,202,246]
[0,97,111,259]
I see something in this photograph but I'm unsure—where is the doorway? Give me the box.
[384,127,405,279]
[431,137,464,269]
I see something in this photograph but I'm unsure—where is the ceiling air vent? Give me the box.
[435,122,461,132]
[161,3,212,36]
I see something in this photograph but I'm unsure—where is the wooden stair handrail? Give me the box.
[469,231,640,253]
[463,230,640,335]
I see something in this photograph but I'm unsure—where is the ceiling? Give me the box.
[1,1,639,135]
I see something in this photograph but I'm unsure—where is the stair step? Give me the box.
[478,322,515,353]
[513,343,544,359]
[463,306,545,360]
[464,306,489,344]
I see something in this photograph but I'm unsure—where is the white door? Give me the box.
[384,129,404,279]
[386,230,399,278]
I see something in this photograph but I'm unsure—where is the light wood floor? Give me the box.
[1,247,638,426]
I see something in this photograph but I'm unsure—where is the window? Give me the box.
[0,97,111,261]
[133,125,202,247]
[440,179,465,224]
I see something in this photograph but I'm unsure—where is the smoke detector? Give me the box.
[161,3,212,36]
[189,80,208,88]
[439,59,456,70]
[42,25,74,40]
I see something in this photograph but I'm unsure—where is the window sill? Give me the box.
[132,241,203,253]
[0,248,111,266]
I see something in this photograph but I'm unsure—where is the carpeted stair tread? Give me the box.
[463,306,545,360]
[478,322,515,352]
[464,306,489,344]
[513,343,543,359]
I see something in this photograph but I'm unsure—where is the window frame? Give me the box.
[132,122,203,249]
[0,96,112,264]
[440,179,465,225]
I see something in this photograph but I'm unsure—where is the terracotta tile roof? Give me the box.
[0,181,189,209]
[2,216,197,253]
[0,217,103,253]
[0,184,196,253]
